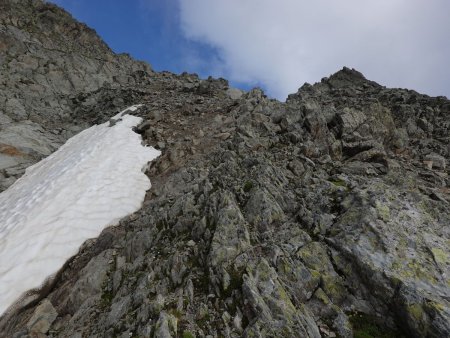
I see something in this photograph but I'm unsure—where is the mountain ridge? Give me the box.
[0,1,449,337]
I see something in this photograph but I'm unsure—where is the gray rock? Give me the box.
[154,312,177,338]
[26,299,57,334]
[69,250,114,310]
[245,188,285,232]
[242,259,321,337]
[208,192,251,267]
[1,2,449,338]
[226,88,244,100]
[424,153,446,170]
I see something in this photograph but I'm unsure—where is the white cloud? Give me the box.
[178,0,450,99]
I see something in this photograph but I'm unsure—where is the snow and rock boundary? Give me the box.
[0,105,160,316]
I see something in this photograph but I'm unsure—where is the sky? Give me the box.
[49,0,450,100]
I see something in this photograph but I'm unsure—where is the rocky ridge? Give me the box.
[0,0,151,191]
[0,1,449,337]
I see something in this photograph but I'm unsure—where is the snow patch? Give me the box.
[0,106,160,315]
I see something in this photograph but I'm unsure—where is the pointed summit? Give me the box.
[326,67,379,89]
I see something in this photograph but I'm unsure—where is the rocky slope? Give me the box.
[0,0,151,191]
[1,1,449,337]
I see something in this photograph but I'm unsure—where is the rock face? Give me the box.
[1,1,449,338]
[0,0,152,191]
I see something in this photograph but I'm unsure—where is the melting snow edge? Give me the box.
[0,105,161,315]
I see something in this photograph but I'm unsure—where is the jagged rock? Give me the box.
[68,249,114,311]
[242,259,321,337]
[226,88,244,100]
[0,0,151,190]
[154,311,178,338]
[0,1,449,337]
[208,192,251,267]
[26,299,57,335]
[424,153,446,170]
[245,188,285,232]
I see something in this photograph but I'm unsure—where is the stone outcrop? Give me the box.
[0,0,152,191]
[1,1,449,337]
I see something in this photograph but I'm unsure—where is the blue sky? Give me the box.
[50,0,450,100]
[49,0,260,93]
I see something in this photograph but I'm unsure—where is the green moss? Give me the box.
[296,242,330,273]
[243,181,254,192]
[183,296,190,308]
[339,208,362,227]
[278,258,292,274]
[310,269,321,279]
[194,272,210,294]
[321,275,346,304]
[100,290,113,309]
[350,312,404,338]
[183,331,196,338]
[375,201,390,222]
[407,304,423,321]
[196,312,211,329]
[391,259,438,284]
[277,285,296,313]
[430,247,448,265]
[223,267,243,298]
[156,219,168,231]
[425,300,445,313]
[406,261,437,283]
[329,179,347,188]
[168,308,183,320]
[314,288,330,305]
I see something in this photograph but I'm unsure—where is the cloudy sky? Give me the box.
[51,0,450,100]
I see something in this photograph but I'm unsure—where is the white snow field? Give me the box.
[0,105,160,315]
